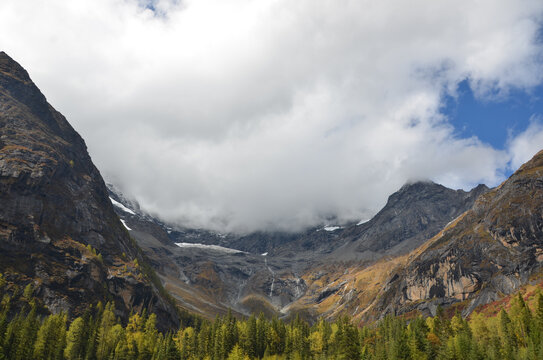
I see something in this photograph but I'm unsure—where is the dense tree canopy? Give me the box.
[1,277,543,359]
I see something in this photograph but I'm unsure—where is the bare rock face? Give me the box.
[0,52,179,330]
[377,150,543,318]
[330,181,489,262]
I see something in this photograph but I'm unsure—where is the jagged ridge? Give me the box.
[0,52,179,330]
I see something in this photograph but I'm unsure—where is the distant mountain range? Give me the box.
[1,51,542,327]
[106,170,493,322]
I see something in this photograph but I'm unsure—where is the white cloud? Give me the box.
[508,116,543,170]
[0,0,542,232]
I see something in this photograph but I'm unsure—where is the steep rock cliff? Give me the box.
[0,52,179,330]
[376,150,543,318]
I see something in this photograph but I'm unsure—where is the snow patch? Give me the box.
[175,242,244,254]
[110,197,136,215]
[120,219,132,230]
[261,252,268,256]
[324,226,342,232]
[356,218,369,226]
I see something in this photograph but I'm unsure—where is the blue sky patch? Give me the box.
[443,80,543,151]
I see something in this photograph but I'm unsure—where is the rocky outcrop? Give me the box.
[0,52,179,330]
[330,182,489,262]
[375,150,543,318]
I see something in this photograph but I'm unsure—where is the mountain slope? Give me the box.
[291,150,543,323]
[329,181,489,262]
[378,149,543,316]
[0,52,179,330]
[107,185,308,319]
[107,179,489,320]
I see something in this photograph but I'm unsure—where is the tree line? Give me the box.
[1,280,543,359]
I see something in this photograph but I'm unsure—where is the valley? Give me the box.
[108,151,543,327]
[1,49,543,359]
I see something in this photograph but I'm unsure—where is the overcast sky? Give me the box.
[1,0,543,233]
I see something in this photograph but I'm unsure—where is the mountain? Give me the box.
[107,184,305,318]
[0,52,179,330]
[329,181,489,262]
[5,49,543,336]
[107,179,487,321]
[114,152,542,324]
[110,143,543,328]
[376,149,543,318]
[288,150,543,324]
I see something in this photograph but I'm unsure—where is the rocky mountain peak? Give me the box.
[0,52,179,330]
[515,149,543,175]
[388,181,448,204]
[371,148,543,320]
[331,180,489,261]
[0,52,75,140]
[390,181,488,205]
[0,51,32,83]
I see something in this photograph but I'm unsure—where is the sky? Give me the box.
[1,0,543,233]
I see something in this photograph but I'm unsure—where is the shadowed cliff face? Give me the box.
[0,52,179,330]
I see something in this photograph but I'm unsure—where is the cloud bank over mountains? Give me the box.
[1,0,543,232]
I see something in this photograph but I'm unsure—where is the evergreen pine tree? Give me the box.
[65,317,87,360]
[140,313,158,359]
[226,344,248,360]
[256,313,268,358]
[339,317,360,360]
[34,313,67,360]
[499,309,516,359]
[85,303,103,360]
[0,295,10,347]
[14,301,39,360]
[157,332,180,360]
[2,311,23,359]
[246,314,258,359]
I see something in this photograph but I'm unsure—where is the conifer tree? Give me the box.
[65,317,86,360]
[34,312,66,360]
[113,336,129,360]
[85,303,104,360]
[338,316,360,360]
[197,322,212,359]
[0,295,10,347]
[510,292,533,347]
[179,327,196,360]
[499,309,516,359]
[141,313,159,359]
[223,309,238,357]
[14,301,39,360]
[537,292,543,330]
[270,316,286,355]
[157,332,180,360]
[96,302,118,359]
[256,313,268,358]
[245,314,258,359]
[406,316,429,360]
[226,344,248,360]
[2,311,23,359]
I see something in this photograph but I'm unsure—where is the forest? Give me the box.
[1,277,543,360]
